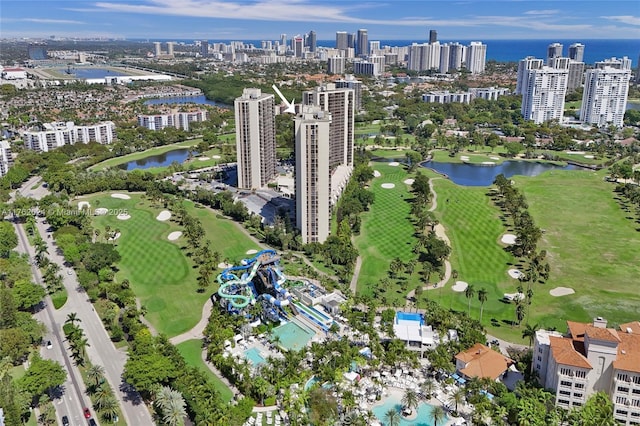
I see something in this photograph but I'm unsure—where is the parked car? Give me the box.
[62,415,70,426]
[83,408,91,419]
[88,419,97,426]
[46,340,52,349]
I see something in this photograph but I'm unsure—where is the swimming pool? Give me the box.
[372,395,445,426]
[396,311,423,325]
[271,320,315,351]
[244,347,266,367]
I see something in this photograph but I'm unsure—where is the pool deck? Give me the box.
[231,337,281,367]
[372,387,461,426]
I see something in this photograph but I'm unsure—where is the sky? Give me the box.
[1,0,639,41]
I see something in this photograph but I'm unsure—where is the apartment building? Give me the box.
[533,318,640,425]
[137,110,208,131]
[520,63,569,124]
[234,88,277,190]
[580,57,631,128]
[0,141,13,177]
[24,121,115,152]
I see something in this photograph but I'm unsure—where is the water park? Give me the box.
[215,249,343,350]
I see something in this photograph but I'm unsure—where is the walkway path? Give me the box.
[169,298,213,345]
[406,178,452,305]
[349,255,362,294]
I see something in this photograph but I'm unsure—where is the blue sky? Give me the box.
[1,0,639,41]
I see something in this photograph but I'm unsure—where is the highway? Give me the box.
[10,177,155,425]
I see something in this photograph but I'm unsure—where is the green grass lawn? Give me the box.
[84,192,256,337]
[422,167,640,342]
[175,339,234,403]
[354,162,422,303]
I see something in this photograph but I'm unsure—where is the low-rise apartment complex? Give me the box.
[533,318,640,425]
[137,110,208,131]
[24,121,115,152]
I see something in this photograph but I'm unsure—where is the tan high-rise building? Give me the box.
[295,107,332,244]
[234,88,276,189]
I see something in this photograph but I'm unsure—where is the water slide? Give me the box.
[217,260,261,308]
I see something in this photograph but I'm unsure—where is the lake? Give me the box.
[144,95,228,108]
[422,160,582,186]
[118,148,192,170]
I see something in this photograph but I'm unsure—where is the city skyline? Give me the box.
[1,0,639,40]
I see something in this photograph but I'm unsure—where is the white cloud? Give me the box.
[601,15,640,26]
[524,10,559,16]
[2,18,85,25]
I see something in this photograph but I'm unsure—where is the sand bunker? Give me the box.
[218,262,232,269]
[117,213,131,220]
[584,155,595,159]
[78,201,91,211]
[373,170,381,177]
[403,178,415,185]
[550,287,575,297]
[388,162,400,167]
[111,193,131,200]
[198,156,210,161]
[212,155,221,159]
[501,234,517,245]
[167,231,182,241]
[508,269,523,279]
[156,210,171,221]
[482,161,496,165]
[107,232,121,241]
[246,249,258,255]
[381,183,395,189]
[504,292,525,302]
[490,156,500,160]
[452,281,468,292]
[460,156,470,161]
[94,207,108,216]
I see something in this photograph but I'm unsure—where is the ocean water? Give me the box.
[147,38,639,65]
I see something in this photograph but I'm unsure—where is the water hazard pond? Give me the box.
[422,160,583,186]
[117,148,192,170]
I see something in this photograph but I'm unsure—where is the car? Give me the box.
[83,408,91,419]
[88,419,97,426]
[62,415,70,426]
[46,340,52,349]
[67,269,73,275]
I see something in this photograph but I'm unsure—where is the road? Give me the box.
[13,221,92,426]
[11,177,154,425]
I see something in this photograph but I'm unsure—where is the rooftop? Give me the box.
[455,343,514,380]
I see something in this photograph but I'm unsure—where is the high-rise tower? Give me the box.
[234,88,277,189]
[153,42,162,57]
[516,56,544,95]
[547,43,563,64]
[568,43,585,62]
[521,63,569,124]
[429,29,438,44]
[336,31,348,51]
[466,41,486,74]
[580,57,631,128]
[295,107,332,244]
[357,29,368,56]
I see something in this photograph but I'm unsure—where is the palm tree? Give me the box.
[384,408,401,426]
[464,284,475,316]
[402,389,420,415]
[522,323,540,348]
[477,287,488,323]
[163,394,187,426]
[86,364,105,387]
[100,395,119,422]
[449,387,466,413]
[65,312,80,326]
[430,405,446,426]
[421,378,435,399]
[94,384,111,409]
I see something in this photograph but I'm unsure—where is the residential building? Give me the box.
[533,318,640,424]
[0,141,13,177]
[520,63,569,124]
[547,42,563,63]
[516,56,544,95]
[369,40,380,54]
[422,90,472,104]
[295,106,332,244]
[353,61,378,76]
[24,121,115,152]
[429,29,438,44]
[137,110,208,131]
[567,61,585,91]
[234,88,277,190]
[466,41,487,74]
[357,29,368,56]
[455,343,514,381]
[293,36,304,58]
[336,31,348,51]
[307,30,316,53]
[335,74,363,111]
[327,56,345,75]
[153,42,161,57]
[200,40,209,57]
[569,43,585,62]
[469,87,511,100]
[580,58,631,128]
[407,42,440,72]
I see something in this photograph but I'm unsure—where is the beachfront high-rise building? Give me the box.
[520,62,569,124]
[465,41,486,74]
[347,33,356,49]
[234,88,277,190]
[280,34,287,49]
[307,30,317,53]
[429,29,438,44]
[153,42,162,57]
[167,42,174,57]
[408,42,441,72]
[547,42,563,63]
[295,107,332,244]
[336,31,348,51]
[580,58,631,128]
[327,56,345,75]
[200,40,209,57]
[303,83,355,168]
[569,43,585,62]
[357,29,369,56]
[0,141,13,178]
[516,56,544,95]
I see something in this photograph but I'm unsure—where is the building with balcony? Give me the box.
[533,318,640,424]
[580,57,632,128]
[0,141,13,177]
[137,110,208,131]
[24,121,115,152]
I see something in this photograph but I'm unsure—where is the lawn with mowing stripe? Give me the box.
[84,192,256,337]
[176,339,233,402]
[354,162,420,300]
